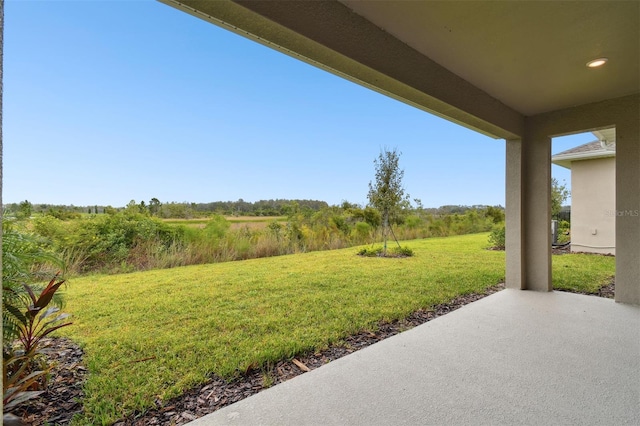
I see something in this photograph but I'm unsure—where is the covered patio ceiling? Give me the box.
[159,0,639,139]
[342,1,638,117]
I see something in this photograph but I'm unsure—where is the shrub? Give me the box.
[352,221,372,244]
[267,221,283,242]
[428,218,447,237]
[404,214,422,229]
[33,211,182,273]
[488,224,505,249]
[357,245,414,257]
[44,208,82,220]
[557,220,571,244]
[390,246,414,257]
[204,214,230,239]
[357,246,383,257]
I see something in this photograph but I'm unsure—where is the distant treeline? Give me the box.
[3,199,329,219]
[192,199,329,216]
[3,199,503,220]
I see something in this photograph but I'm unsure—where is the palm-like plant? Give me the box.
[2,221,71,414]
[2,222,65,342]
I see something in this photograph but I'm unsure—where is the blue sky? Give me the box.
[3,0,592,208]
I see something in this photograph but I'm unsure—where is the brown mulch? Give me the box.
[12,279,615,425]
[551,244,571,255]
[10,338,86,425]
[488,245,572,255]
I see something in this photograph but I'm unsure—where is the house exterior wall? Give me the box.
[571,157,616,255]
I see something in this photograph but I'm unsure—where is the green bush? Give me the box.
[352,221,372,243]
[204,214,230,239]
[32,211,182,273]
[357,246,381,257]
[390,246,414,257]
[557,220,571,244]
[404,214,423,229]
[357,245,414,257]
[488,224,505,249]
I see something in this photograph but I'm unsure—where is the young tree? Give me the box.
[551,178,570,219]
[367,147,410,255]
[149,198,161,216]
[125,200,139,215]
[16,200,33,220]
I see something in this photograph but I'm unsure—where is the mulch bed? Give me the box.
[13,279,615,425]
[10,338,86,425]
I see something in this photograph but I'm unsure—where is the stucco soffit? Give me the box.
[552,150,616,169]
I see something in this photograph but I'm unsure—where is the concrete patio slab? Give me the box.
[189,289,640,426]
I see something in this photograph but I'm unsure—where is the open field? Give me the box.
[162,218,210,227]
[163,216,286,230]
[58,233,614,424]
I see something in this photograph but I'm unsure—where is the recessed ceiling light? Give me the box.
[587,58,608,68]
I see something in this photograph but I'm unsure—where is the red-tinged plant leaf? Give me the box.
[26,304,42,320]
[23,284,38,306]
[34,275,66,311]
[38,306,61,321]
[3,357,33,390]
[36,322,73,340]
[3,386,21,403]
[4,390,45,410]
[3,367,47,407]
[8,370,46,388]
[6,272,73,408]
[24,321,73,356]
[42,314,71,330]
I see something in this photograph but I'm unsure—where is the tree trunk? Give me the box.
[382,210,389,255]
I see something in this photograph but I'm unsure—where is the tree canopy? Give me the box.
[551,178,570,219]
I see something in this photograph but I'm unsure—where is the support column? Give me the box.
[615,117,640,304]
[505,139,524,289]
[522,125,552,292]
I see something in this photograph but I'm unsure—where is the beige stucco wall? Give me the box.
[570,157,616,255]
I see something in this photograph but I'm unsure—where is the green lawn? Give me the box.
[552,252,615,293]
[60,233,614,424]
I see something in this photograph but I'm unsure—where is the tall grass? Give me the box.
[29,207,500,276]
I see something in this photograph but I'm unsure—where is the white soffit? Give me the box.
[340,1,640,116]
[592,128,616,144]
[552,133,616,169]
[552,149,616,169]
